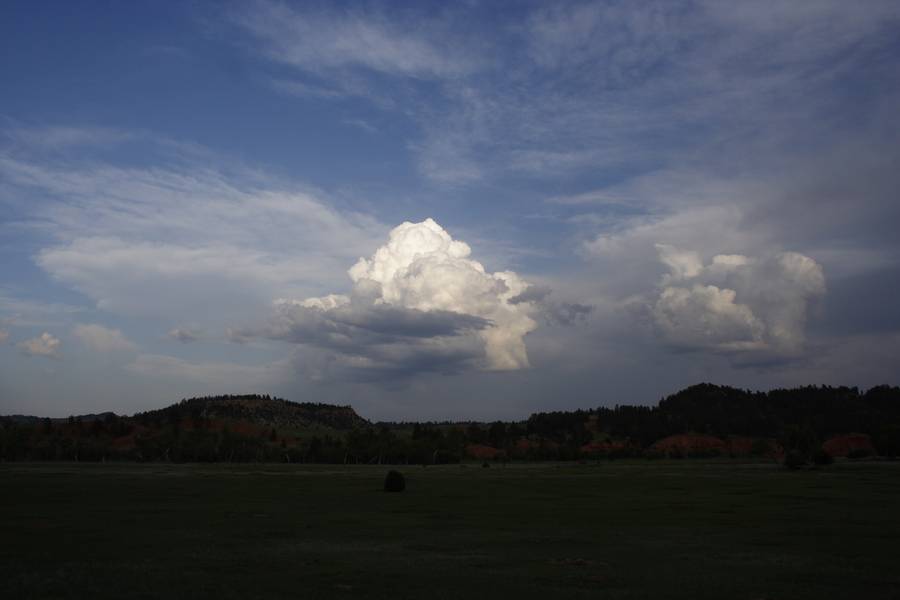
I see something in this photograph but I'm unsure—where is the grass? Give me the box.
[2,460,899,599]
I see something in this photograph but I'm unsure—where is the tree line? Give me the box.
[1,384,898,463]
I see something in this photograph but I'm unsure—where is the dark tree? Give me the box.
[384,470,405,492]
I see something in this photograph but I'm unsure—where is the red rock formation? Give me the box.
[651,434,727,456]
[822,433,876,457]
[465,444,504,460]
[579,440,627,455]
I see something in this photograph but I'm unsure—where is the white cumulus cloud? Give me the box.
[20,332,61,358]
[265,218,539,377]
[650,246,825,357]
[656,244,704,283]
[73,323,136,352]
[653,285,766,352]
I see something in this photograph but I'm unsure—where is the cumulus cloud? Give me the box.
[656,244,704,283]
[167,327,200,344]
[653,285,765,352]
[225,328,253,345]
[19,332,61,358]
[261,218,539,378]
[649,246,825,357]
[509,285,593,326]
[73,324,136,352]
[509,284,552,305]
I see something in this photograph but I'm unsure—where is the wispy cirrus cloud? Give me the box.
[1,124,134,151]
[0,290,86,327]
[231,0,481,79]
[1,135,387,321]
[126,353,290,390]
[73,323,136,353]
[244,0,897,184]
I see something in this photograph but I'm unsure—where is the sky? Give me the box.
[1,1,899,421]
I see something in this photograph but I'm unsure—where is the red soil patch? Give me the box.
[506,437,560,458]
[579,440,627,455]
[513,438,559,451]
[822,433,875,457]
[110,433,138,451]
[726,436,755,455]
[110,424,151,451]
[515,439,535,452]
[725,437,782,459]
[651,434,727,456]
[465,444,505,460]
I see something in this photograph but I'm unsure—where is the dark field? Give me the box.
[2,461,899,599]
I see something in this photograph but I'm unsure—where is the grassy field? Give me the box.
[2,461,899,599]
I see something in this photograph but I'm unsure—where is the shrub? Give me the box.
[750,438,772,457]
[812,448,834,466]
[873,426,900,458]
[847,447,873,460]
[384,470,405,492]
[784,450,808,469]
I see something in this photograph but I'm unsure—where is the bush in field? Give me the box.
[784,451,808,469]
[873,426,900,458]
[750,438,772,457]
[812,448,834,466]
[384,470,405,492]
[847,447,873,460]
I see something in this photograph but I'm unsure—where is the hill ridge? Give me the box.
[134,394,369,431]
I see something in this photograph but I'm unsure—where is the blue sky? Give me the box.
[2,1,899,420]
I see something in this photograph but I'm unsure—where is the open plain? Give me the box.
[2,460,899,599]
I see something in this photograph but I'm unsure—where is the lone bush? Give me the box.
[873,426,900,458]
[384,470,405,492]
[784,450,808,469]
[847,447,873,460]
[812,448,834,466]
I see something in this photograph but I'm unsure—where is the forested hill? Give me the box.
[1,385,899,463]
[134,395,368,431]
[526,383,900,451]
